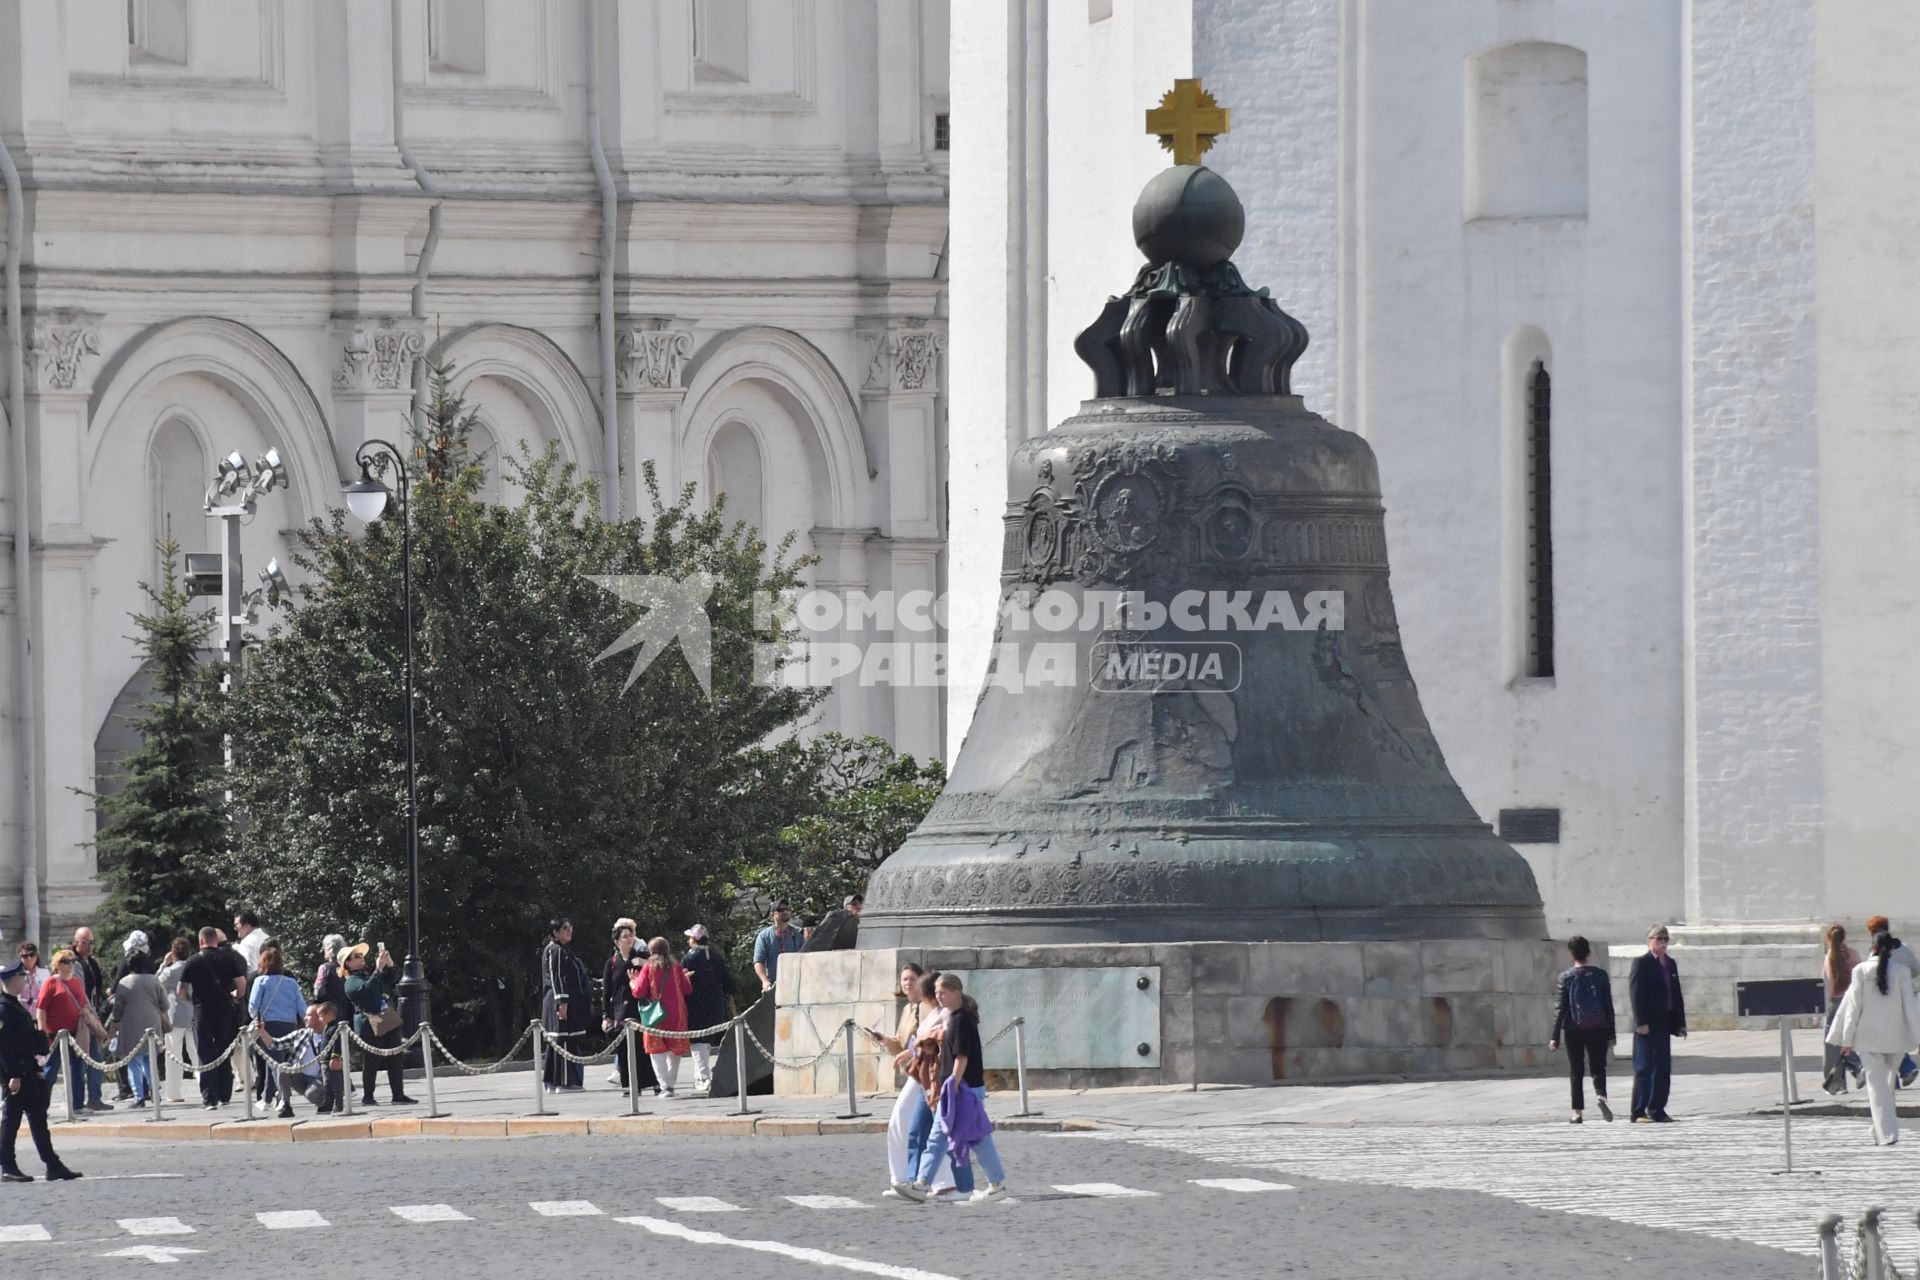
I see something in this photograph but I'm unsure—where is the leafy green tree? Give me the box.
[90,536,230,949]
[214,365,822,1050]
[741,733,946,926]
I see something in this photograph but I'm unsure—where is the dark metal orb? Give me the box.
[1132,165,1246,268]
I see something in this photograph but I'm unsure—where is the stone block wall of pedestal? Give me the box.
[774,938,1573,1094]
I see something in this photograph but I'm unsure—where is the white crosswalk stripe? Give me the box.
[1093,1117,1920,1262]
[390,1204,472,1223]
[0,1174,1323,1250]
[657,1196,746,1213]
[1190,1178,1293,1193]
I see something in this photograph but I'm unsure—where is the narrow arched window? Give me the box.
[149,417,208,579]
[707,419,766,535]
[1524,359,1554,678]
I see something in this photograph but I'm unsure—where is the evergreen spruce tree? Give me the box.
[91,535,230,948]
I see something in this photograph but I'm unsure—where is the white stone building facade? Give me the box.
[950,0,1920,970]
[0,0,951,943]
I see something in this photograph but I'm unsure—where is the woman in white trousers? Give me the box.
[1828,930,1920,1146]
[155,937,197,1104]
[871,964,929,1184]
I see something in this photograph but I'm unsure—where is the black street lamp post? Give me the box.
[343,439,430,1027]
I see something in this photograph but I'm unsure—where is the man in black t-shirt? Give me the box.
[176,928,248,1109]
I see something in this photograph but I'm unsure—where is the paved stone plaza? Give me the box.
[5,1029,1904,1275]
[1,1126,1815,1278]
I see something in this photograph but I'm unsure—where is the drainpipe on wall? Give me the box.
[584,0,620,521]
[0,137,41,946]
[390,0,442,433]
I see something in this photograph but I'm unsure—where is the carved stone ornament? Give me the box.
[25,315,103,393]
[892,323,944,390]
[616,321,694,392]
[334,319,425,394]
[862,320,946,393]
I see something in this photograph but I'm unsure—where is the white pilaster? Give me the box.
[24,313,104,925]
[860,319,946,764]
[616,319,694,514]
[1681,0,1821,923]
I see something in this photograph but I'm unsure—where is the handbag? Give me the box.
[366,1003,403,1037]
[635,999,666,1029]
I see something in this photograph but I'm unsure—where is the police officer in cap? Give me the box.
[1,958,79,1182]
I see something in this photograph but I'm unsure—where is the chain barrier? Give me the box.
[739,1017,849,1071]
[540,1036,620,1068]
[339,1024,427,1058]
[424,1023,536,1076]
[58,1005,1035,1117]
[61,1032,155,1075]
[162,1031,242,1072]
[257,1024,343,1081]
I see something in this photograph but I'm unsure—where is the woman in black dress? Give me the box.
[600,920,657,1094]
[678,924,736,1093]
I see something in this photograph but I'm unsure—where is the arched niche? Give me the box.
[148,412,211,578]
[86,317,329,753]
[706,416,768,535]
[1465,42,1589,221]
[432,324,602,500]
[680,327,870,561]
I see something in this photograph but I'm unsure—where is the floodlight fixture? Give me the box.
[182,552,224,598]
[254,447,285,494]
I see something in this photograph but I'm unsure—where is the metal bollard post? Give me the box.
[625,1021,640,1116]
[836,1019,869,1120]
[531,1022,549,1116]
[731,1016,756,1117]
[421,1022,441,1118]
[148,1033,165,1123]
[59,1034,77,1125]
[338,1030,354,1117]
[1816,1213,1843,1280]
[1012,1017,1038,1118]
[237,1031,256,1122]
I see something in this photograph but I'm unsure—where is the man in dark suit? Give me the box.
[0,960,80,1182]
[1628,923,1687,1123]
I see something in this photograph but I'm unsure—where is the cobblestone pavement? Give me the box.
[1095,1114,1913,1269]
[3,1126,1813,1278]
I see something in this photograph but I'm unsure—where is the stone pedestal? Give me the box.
[1606,923,1824,1030]
[775,938,1571,1095]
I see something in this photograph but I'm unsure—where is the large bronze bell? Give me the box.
[859,153,1546,950]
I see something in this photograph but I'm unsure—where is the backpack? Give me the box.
[1568,967,1610,1032]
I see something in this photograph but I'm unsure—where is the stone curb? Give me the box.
[53,1112,1060,1144]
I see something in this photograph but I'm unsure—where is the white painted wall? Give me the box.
[1815,1,1920,928]
[0,0,949,934]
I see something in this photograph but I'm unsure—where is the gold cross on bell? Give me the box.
[1146,79,1230,166]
